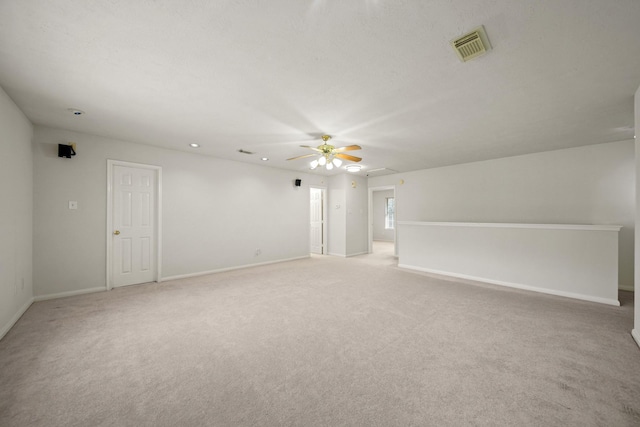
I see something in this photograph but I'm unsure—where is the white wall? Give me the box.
[369,140,635,288]
[33,126,324,297]
[327,174,346,256]
[345,175,369,256]
[0,87,33,339]
[372,190,394,241]
[326,174,368,257]
[398,222,621,306]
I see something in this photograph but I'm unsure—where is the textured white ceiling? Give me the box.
[1,0,639,175]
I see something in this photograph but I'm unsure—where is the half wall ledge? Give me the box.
[397,221,622,306]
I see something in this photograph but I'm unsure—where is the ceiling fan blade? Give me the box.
[287,153,319,161]
[300,145,322,152]
[335,153,362,162]
[333,145,361,152]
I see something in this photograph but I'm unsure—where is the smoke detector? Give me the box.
[451,26,491,62]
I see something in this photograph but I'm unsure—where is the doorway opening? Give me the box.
[368,186,396,256]
[309,187,327,254]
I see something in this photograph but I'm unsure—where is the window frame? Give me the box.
[385,197,395,230]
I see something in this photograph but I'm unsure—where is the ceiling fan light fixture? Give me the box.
[287,135,363,170]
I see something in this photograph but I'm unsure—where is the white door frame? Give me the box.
[106,160,163,290]
[368,185,396,255]
[309,186,328,254]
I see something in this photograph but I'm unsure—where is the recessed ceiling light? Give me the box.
[345,164,362,173]
[189,143,200,148]
[67,108,84,116]
[261,157,269,161]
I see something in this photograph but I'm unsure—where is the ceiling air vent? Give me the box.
[451,26,491,62]
[365,167,398,176]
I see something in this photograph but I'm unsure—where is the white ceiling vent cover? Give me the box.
[451,26,491,62]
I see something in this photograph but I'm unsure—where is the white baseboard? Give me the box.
[327,252,346,258]
[162,255,310,281]
[33,256,312,301]
[632,329,640,349]
[0,297,34,341]
[398,264,620,307]
[327,251,368,258]
[34,286,107,302]
[347,251,369,257]
[619,285,635,292]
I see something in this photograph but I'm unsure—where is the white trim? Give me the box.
[327,252,347,258]
[619,285,635,292]
[106,161,112,289]
[34,287,107,302]
[398,221,622,232]
[0,298,34,341]
[162,256,309,281]
[157,167,163,283]
[368,185,397,255]
[106,160,162,290]
[328,251,369,258]
[632,329,640,349]
[346,251,369,257]
[398,264,621,306]
[309,186,328,255]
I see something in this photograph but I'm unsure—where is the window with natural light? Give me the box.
[385,197,395,229]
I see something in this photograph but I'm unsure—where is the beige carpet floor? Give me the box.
[1,242,639,426]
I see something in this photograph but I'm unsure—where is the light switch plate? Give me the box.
[69,201,78,210]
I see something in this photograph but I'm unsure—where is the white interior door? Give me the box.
[310,187,324,254]
[111,165,157,287]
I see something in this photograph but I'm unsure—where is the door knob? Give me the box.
[113,230,120,235]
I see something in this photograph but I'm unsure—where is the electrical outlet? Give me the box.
[69,201,78,210]
[255,249,261,256]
